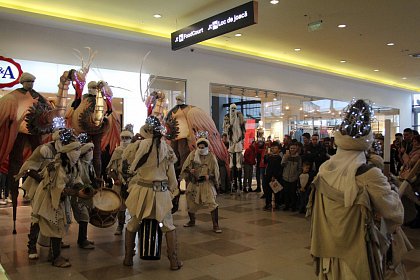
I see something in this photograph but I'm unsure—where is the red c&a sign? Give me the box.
[0,56,23,89]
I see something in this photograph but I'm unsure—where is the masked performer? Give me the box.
[123,117,182,270]
[106,125,134,235]
[223,104,245,191]
[308,99,406,279]
[71,141,96,249]
[31,130,81,268]
[181,132,222,233]
[16,129,69,259]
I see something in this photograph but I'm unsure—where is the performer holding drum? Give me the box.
[123,116,182,270]
[106,125,134,235]
[71,141,96,249]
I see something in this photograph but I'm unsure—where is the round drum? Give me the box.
[138,219,163,260]
[89,188,121,228]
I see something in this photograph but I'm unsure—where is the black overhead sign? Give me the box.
[171,1,258,51]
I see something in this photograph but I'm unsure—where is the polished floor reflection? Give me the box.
[1,190,420,280]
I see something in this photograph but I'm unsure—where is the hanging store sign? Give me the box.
[171,1,258,51]
[0,56,23,88]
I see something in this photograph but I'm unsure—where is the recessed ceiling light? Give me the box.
[153,14,162,18]
[338,24,347,28]
[270,0,279,4]
[386,42,395,46]
[374,69,380,72]
[235,33,242,37]
[294,48,301,52]
[402,77,407,80]
[340,60,347,63]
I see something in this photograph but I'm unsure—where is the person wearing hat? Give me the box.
[71,141,96,249]
[15,129,69,259]
[181,133,222,233]
[308,99,405,279]
[123,116,182,270]
[31,130,82,268]
[0,72,52,234]
[107,125,134,235]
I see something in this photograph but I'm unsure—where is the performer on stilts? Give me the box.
[223,104,245,192]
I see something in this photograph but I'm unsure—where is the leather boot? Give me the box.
[211,207,222,233]
[78,221,94,249]
[165,230,183,270]
[123,230,136,266]
[51,237,71,268]
[183,212,196,227]
[27,223,40,259]
[115,211,125,235]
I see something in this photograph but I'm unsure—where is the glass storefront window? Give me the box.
[210,83,400,143]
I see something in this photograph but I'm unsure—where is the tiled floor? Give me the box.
[1,190,420,280]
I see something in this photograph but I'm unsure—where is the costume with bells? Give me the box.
[123,117,182,270]
[307,99,409,279]
[223,104,245,191]
[106,124,134,235]
[181,132,222,233]
[31,130,82,268]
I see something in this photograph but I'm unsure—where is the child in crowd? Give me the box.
[263,141,283,211]
[297,161,314,214]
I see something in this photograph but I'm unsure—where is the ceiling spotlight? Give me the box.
[294,48,301,52]
[153,14,162,18]
[386,42,395,46]
[235,33,242,37]
[270,0,279,4]
[299,107,303,111]
[337,24,347,28]
[373,69,380,72]
[285,105,290,110]
[340,60,347,63]
[402,77,407,80]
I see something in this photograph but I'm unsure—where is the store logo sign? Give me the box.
[0,56,23,88]
[171,1,258,51]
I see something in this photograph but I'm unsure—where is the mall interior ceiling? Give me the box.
[1,0,420,92]
[1,0,419,92]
